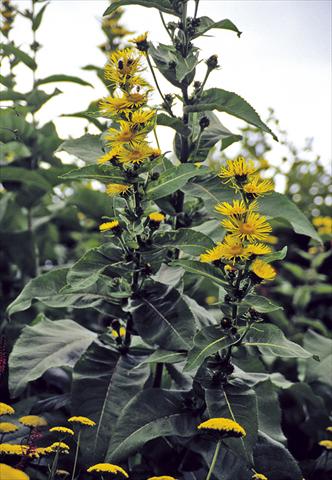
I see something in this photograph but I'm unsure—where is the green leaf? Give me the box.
[193,17,242,38]
[72,340,150,462]
[60,164,124,182]
[36,74,92,87]
[303,330,332,386]
[136,349,186,367]
[32,2,48,31]
[153,228,214,256]
[157,113,191,136]
[242,324,314,359]
[0,166,52,191]
[258,192,322,243]
[173,260,228,288]
[56,134,103,163]
[0,141,31,162]
[27,88,62,112]
[9,314,96,396]
[181,175,236,213]
[0,43,37,70]
[185,88,278,140]
[175,50,199,82]
[243,295,282,313]
[260,246,288,263]
[185,326,241,371]
[130,281,196,350]
[103,0,178,17]
[0,90,26,101]
[255,379,286,443]
[106,389,197,462]
[146,163,207,200]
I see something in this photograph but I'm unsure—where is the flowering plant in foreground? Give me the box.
[3,1,331,479]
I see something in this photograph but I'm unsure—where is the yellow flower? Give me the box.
[214,236,251,263]
[0,403,15,416]
[243,175,274,197]
[147,477,177,480]
[215,199,247,217]
[130,31,149,52]
[109,25,134,37]
[97,146,123,165]
[200,244,224,263]
[48,442,70,453]
[148,212,165,223]
[35,447,53,456]
[246,243,272,256]
[49,426,74,436]
[99,220,120,233]
[99,95,132,116]
[122,91,148,109]
[87,463,129,477]
[111,327,126,339]
[313,216,332,235]
[0,464,29,480]
[197,417,246,438]
[251,259,276,281]
[106,121,146,146]
[117,143,156,165]
[327,426,332,433]
[252,474,268,480]
[205,295,217,305]
[221,211,272,243]
[0,422,18,433]
[19,415,47,427]
[106,183,132,197]
[319,440,332,450]
[264,234,278,245]
[219,156,256,182]
[106,48,144,86]
[68,416,96,427]
[129,108,155,126]
[0,443,28,455]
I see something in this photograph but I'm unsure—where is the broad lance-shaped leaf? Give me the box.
[56,134,102,163]
[185,88,278,140]
[135,349,186,368]
[254,379,286,444]
[173,260,228,288]
[242,295,282,313]
[157,113,191,136]
[243,324,314,359]
[193,17,242,38]
[104,0,179,17]
[9,314,96,397]
[35,74,92,87]
[72,340,150,463]
[0,166,52,192]
[153,228,214,256]
[130,281,196,351]
[106,389,197,462]
[147,164,207,200]
[205,385,258,461]
[0,43,37,70]
[60,164,123,182]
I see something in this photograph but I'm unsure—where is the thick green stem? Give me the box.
[49,448,60,480]
[206,440,221,480]
[71,429,81,480]
[146,53,174,117]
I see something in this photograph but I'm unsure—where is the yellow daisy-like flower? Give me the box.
[97,146,123,165]
[129,108,155,126]
[219,156,256,182]
[19,415,47,428]
[99,95,132,116]
[221,212,272,243]
[252,473,268,480]
[49,427,74,436]
[215,199,247,217]
[319,440,332,450]
[0,464,29,480]
[106,183,132,197]
[326,426,332,433]
[147,477,177,480]
[35,446,53,456]
[117,143,155,165]
[48,442,70,453]
[130,31,148,47]
[68,416,96,427]
[0,422,18,433]
[0,443,28,455]
[243,175,274,197]
[197,417,246,438]
[200,244,224,263]
[123,91,148,109]
[246,243,272,256]
[264,234,278,245]
[251,259,276,281]
[148,212,165,223]
[106,121,146,146]
[99,220,120,233]
[106,48,144,86]
[87,463,129,477]
[313,216,332,235]
[215,236,250,264]
[0,403,15,416]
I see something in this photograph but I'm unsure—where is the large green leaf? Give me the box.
[146,164,207,200]
[130,281,196,350]
[173,260,228,288]
[0,166,52,192]
[0,43,37,70]
[303,330,332,386]
[205,384,258,461]
[242,324,314,359]
[9,314,96,396]
[153,228,214,256]
[106,389,197,462]
[36,74,92,87]
[157,113,191,137]
[181,175,236,212]
[60,164,124,182]
[193,17,242,38]
[254,379,286,444]
[185,88,278,140]
[242,295,282,313]
[104,0,178,17]
[72,340,150,462]
[56,134,102,163]
[32,2,48,31]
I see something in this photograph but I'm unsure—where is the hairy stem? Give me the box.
[206,440,221,480]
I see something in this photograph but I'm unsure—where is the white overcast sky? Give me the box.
[9,0,332,170]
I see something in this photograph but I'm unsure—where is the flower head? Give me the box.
[221,211,272,243]
[49,426,74,436]
[219,157,256,183]
[252,474,268,480]
[251,259,276,281]
[147,477,177,480]
[0,422,18,433]
[0,464,29,480]
[106,121,146,146]
[130,31,149,52]
[117,142,156,165]
[319,440,332,450]
[99,95,132,117]
[0,403,14,416]
[99,220,120,233]
[197,417,246,438]
[215,199,247,217]
[246,243,272,256]
[327,426,332,433]
[87,463,129,477]
[19,415,47,428]
[106,183,132,197]
[106,48,144,87]
[214,236,251,264]
[129,108,155,127]
[97,146,123,165]
[0,443,28,455]
[243,175,274,197]
[68,416,96,427]
[200,244,224,263]
[48,442,70,453]
[148,212,165,223]
[313,216,332,235]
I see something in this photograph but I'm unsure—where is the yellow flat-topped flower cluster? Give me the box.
[200,156,277,282]
[197,417,246,438]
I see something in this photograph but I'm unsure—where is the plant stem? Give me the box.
[146,53,174,117]
[159,11,173,40]
[49,448,60,480]
[206,440,221,480]
[71,429,81,480]
[153,126,161,150]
